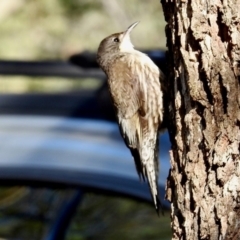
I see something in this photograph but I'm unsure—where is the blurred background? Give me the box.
[0,1,170,240]
[0,0,166,93]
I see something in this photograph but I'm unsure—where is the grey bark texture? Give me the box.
[160,0,240,239]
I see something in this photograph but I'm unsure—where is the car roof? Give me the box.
[0,115,170,208]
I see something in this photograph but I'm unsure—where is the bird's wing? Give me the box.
[108,55,163,211]
[108,57,143,120]
[108,57,147,179]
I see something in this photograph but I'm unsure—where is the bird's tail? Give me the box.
[144,153,162,214]
[141,133,162,214]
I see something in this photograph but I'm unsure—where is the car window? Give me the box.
[0,76,102,93]
[66,193,171,240]
[0,187,171,240]
[0,186,77,240]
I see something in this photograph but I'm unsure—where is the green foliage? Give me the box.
[0,0,166,92]
[59,0,102,16]
[0,0,166,60]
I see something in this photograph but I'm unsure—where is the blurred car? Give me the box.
[0,115,171,240]
[0,50,171,240]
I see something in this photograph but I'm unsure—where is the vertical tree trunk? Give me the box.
[160,0,240,239]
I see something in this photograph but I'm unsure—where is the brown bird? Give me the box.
[97,22,165,212]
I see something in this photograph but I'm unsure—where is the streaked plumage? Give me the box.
[97,22,165,212]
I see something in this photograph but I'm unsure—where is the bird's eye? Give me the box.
[113,38,119,42]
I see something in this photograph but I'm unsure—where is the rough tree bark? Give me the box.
[160,0,240,239]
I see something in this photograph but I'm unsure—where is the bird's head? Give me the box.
[97,22,139,57]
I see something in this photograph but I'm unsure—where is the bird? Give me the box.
[97,22,165,213]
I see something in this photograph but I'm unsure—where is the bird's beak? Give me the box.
[120,21,139,51]
[123,21,139,38]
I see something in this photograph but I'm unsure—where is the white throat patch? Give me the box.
[119,36,134,52]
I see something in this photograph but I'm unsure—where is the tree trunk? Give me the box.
[160,0,240,239]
